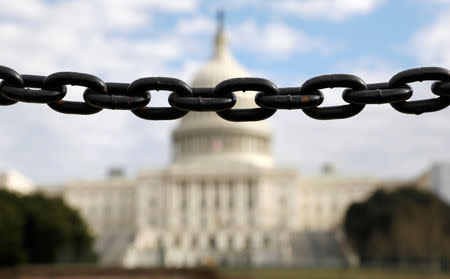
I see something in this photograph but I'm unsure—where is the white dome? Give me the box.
[171,25,273,168]
[190,30,249,89]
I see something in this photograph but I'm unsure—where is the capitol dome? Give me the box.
[171,20,273,168]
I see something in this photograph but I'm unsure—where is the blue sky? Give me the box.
[0,0,450,184]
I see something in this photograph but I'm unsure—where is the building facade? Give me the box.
[414,162,450,205]
[0,169,34,194]
[430,162,450,204]
[39,24,390,267]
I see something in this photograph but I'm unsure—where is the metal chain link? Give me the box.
[1,65,449,121]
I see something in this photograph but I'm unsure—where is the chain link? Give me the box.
[388,67,450,114]
[42,72,106,115]
[342,82,412,105]
[215,78,278,122]
[84,82,149,110]
[1,75,67,104]
[0,66,24,105]
[255,87,323,110]
[0,65,449,121]
[128,77,191,120]
[169,87,236,112]
[301,74,366,120]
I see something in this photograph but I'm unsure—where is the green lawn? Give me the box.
[220,268,450,279]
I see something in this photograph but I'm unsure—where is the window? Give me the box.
[173,143,180,158]
[156,238,163,248]
[192,236,198,248]
[244,237,251,249]
[247,179,255,209]
[180,180,187,210]
[174,236,181,248]
[228,181,234,209]
[209,236,216,250]
[214,181,220,209]
[263,236,270,249]
[200,181,206,209]
[228,236,234,250]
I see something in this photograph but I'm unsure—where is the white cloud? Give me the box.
[408,8,450,67]
[272,0,385,22]
[175,16,215,35]
[230,20,333,58]
[0,0,48,19]
[206,0,383,21]
[0,0,199,28]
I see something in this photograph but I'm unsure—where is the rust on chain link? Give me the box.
[215,77,278,122]
[0,65,449,121]
[255,87,323,110]
[84,82,150,110]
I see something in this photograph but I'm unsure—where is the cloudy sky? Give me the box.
[0,0,449,184]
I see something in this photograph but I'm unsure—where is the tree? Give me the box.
[0,193,25,265]
[0,189,96,267]
[344,185,450,267]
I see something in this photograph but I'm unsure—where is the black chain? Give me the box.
[1,65,449,121]
[301,74,366,120]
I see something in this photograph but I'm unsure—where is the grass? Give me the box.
[220,268,450,279]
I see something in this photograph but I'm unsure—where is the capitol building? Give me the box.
[2,22,436,268]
